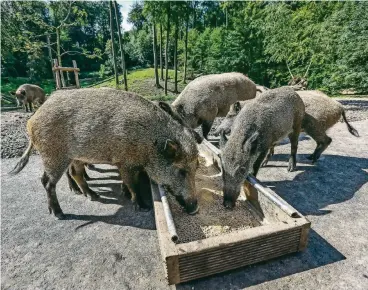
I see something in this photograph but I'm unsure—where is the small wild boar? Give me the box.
[221,87,305,209]
[171,72,257,138]
[11,84,46,112]
[10,88,200,219]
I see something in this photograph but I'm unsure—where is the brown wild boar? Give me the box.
[10,88,200,219]
[221,87,305,209]
[11,84,46,112]
[171,72,257,138]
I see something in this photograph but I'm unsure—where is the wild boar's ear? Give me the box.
[158,101,173,114]
[242,131,259,153]
[164,139,179,160]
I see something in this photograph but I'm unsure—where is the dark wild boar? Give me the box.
[10,88,199,219]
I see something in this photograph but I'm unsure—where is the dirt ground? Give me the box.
[1,108,368,289]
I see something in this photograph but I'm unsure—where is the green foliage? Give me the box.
[2,1,367,94]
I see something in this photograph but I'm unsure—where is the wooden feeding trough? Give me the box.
[52,59,80,90]
[150,140,310,284]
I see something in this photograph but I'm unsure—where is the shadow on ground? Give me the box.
[177,229,345,289]
[263,154,368,216]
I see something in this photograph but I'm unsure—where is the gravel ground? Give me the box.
[1,118,367,289]
[1,111,34,158]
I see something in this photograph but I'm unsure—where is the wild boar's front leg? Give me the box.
[118,167,151,211]
[202,120,214,139]
[288,130,300,172]
[69,161,99,201]
[28,101,33,112]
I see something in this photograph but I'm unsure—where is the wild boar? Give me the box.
[171,72,257,138]
[221,87,305,209]
[215,89,359,164]
[10,88,199,219]
[11,84,46,112]
[265,90,360,164]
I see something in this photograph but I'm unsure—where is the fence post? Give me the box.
[72,60,80,89]
[53,59,61,90]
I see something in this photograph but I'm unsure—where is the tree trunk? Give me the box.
[173,17,179,93]
[165,2,170,95]
[56,28,65,88]
[160,23,164,80]
[113,0,128,90]
[47,34,56,83]
[109,0,119,88]
[183,10,189,84]
[152,22,161,88]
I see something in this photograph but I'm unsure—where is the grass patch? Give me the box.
[1,68,189,105]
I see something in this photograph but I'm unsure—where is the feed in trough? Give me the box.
[167,156,261,243]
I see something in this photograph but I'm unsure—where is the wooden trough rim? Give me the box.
[151,139,308,243]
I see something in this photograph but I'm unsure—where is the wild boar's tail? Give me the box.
[342,110,359,137]
[9,141,33,175]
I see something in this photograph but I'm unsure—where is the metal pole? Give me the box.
[158,185,179,243]
[246,174,300,218]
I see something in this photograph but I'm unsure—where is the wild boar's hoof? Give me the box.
[306,154,314,161]
[287,162,296,172]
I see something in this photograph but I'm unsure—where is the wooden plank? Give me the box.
[52,67,80,72]
[53,59,61,89]
[72,60,80,88]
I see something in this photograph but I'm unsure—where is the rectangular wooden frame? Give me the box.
[151,140,310,285]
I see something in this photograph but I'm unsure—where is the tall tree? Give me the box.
[113,0,128,90]
[164,2,171,95]
[152,23,160,87]
[183,3,190,83]
[160,23,164,80]
[173,14,179,93]
[109,0,119,88]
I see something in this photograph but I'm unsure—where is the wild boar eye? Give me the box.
[179,169,187,177]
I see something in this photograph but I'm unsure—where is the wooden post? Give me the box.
[53,59,61,89]
[72,60,80,88]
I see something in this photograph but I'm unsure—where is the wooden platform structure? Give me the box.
[52,59,80,90]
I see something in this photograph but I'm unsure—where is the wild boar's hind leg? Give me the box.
[29,101,33,112]
[41,158,70,219]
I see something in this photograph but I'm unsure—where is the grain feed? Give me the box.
[168,156,261,244]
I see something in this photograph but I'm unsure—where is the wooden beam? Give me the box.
[52,67,80,72]
[53,59,61,89]
[72,60,80,88]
